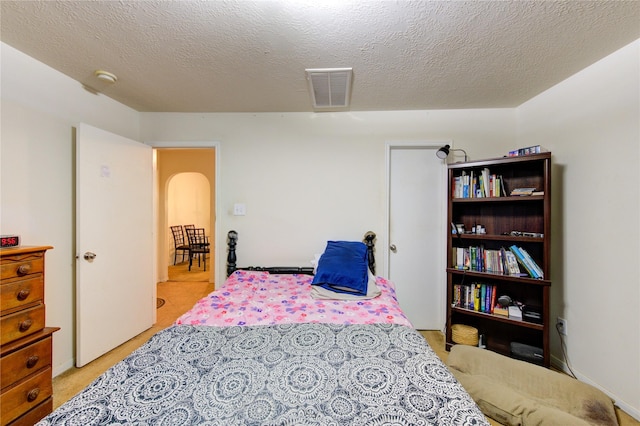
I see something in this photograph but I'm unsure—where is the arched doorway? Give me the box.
[167,172,211,281]
[156,148,216,284]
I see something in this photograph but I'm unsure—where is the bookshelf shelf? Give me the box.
[445,152,551,366]
[454,234,544,243]
[446,269,551,287]
[452,195,545,203]
[450,307,545,331]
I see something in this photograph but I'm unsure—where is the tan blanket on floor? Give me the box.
[446,345,618,426]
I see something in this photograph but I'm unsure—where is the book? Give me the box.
[490,285,497,314]
[481,167,490,197]
[455,247,465,269]
[469,170,475,198]
[499,175,507,196]
[508,305,522,320]
[485,285,493,313]
[508,145,548,157]
[453,284,461,307]
[503,249,527,276]
[464,285,472,309]
[519,247,544,279]
[493,305,509,317]
[509,245,541,278]
[453,173,476,198]
[494,175,502,197]
[510,187,536,196]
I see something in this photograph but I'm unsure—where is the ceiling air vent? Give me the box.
[305,68,353,110]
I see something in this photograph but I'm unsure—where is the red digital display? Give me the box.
[1,235,20,248]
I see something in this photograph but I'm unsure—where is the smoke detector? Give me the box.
[305,68,352,110]
[94,69,117,83]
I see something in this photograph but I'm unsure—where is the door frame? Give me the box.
[384,140,450,329]
[147,141,221,287]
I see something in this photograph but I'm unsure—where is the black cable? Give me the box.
[556,322,577,379]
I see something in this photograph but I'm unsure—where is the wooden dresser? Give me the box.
[0,246,59,426]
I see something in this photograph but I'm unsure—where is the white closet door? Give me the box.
[388,145,446,329]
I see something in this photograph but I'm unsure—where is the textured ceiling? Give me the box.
[1,1,639,113]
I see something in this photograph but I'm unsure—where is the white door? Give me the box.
[76,123,154,367]
[387,144,446,330]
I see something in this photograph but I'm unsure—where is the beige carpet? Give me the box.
[168,258,211,282]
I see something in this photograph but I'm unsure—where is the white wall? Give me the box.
[516,40,640,418]
[139,110,514,284]
[1,43,140,374]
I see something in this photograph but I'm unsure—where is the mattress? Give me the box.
[176,270,413,328]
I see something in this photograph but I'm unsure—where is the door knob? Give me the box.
[83,252,97,261]
[389,244,397,252]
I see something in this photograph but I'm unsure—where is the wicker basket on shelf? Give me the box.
[452,324,479,346]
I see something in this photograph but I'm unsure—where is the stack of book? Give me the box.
[452,167,506,199]
[509,245,543,279]
[453,245,530,277]
[493,305,509,317]
[508,145,548,157]
[453,283,497,314]
[510,187,544,196]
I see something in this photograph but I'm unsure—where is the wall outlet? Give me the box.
[556,317,568,336]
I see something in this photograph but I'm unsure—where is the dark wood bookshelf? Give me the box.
[445,152,551,366]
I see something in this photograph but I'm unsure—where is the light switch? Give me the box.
[233,203,246,216]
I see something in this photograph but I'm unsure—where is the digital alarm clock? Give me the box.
[1,235,20,248]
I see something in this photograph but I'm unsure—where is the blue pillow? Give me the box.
[311,241,368,296]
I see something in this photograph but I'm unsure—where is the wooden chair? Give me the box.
[185,223,209,246]
[186,227,210,271]
[170,226,189,265]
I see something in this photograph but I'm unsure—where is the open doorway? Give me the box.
[167,172,210,282]
[156,148,216,284]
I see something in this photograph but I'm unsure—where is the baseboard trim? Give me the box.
[551,354,640,421]
[53,359,75,378]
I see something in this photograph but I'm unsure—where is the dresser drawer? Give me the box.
[0,276,44,315]
[0,306,45,346]
[0,367,52,426]
[1,337,52,390]
[0,253,45,281]
[5,397,52,426]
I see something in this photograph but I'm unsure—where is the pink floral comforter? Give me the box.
[176,270,413,328]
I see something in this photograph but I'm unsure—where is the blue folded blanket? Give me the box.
[311,241,369,296]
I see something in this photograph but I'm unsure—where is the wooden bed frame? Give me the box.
[226,230,377,277]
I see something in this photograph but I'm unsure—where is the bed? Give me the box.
[38,231,488,425]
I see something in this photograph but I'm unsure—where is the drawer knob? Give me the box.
[26,355,40,368]
[17,264,32,275]
[19,319,33,332]
[17,289,31,301]
[27,388,40,402]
